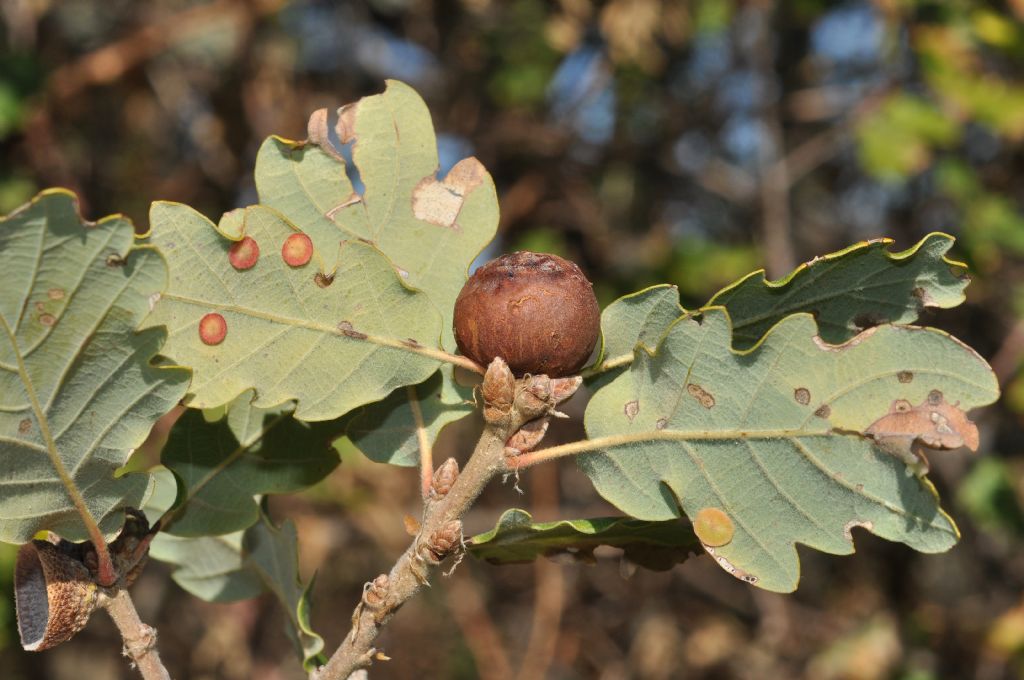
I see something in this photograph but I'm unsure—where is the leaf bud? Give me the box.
[430,458,460,499]
[481,357,515,424]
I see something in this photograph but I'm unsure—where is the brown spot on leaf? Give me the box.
[18,419,31,434]
[694,508,734,547]
[624,400,640,422]
[105,253,126,268]
[39,314,56,327]
[655,417,668,430]
[228,236,260,270]
[281,233,313,267]
[794,387,811,405]
[866,393,979,452]
[401,338,423,349]
[897,371,914,383]
[687,383,715,409]
[337,321,368,340]
[412,157,486,229]
[814,404,832,419]
[47,288,65,300]
[199,313,227,345]
[313,272,334,288]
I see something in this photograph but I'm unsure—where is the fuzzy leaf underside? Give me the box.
[143,202,442,421]
[468,508,701,570]
[150,530,264,602]
[581,307,998,592]
[589,284,686,388]
[0,191,189,543]
[708,233,968,350]
[161,392,340,536]
[254,79,498,350]
[344,366,474,466]
[255,80,497,462]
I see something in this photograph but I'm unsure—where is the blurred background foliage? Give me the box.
[2,0,1024,678]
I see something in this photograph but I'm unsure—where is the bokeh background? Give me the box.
[2,0,1024,678]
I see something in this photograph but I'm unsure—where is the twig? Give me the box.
[311,374,530,679]
[103,589,171,680]
[311,363,579,680]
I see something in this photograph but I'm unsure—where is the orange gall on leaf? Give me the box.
[199,313,227,345]
[693,507,735,547]
[281,233,313,267]
[228,236,260,270]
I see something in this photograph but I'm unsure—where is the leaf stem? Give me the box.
[311,395,526,680]
[581,352,633,377]
[102,589,171,680]
[407,385,433,500]
[507,428,833,470]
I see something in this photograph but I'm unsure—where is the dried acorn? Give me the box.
[15,540,100,651]
[453,252,600,377]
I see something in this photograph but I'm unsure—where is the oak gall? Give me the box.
[453,252,600,377]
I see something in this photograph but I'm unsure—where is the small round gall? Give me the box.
[282,233,313,267]
[453,251,600,377]
[199,313,227,345]
[228,236,260,270]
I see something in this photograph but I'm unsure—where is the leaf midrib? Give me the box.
[0,313,101,536]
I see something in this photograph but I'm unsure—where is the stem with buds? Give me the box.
[311,359,581,680]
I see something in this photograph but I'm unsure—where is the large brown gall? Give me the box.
[453,252,600,377]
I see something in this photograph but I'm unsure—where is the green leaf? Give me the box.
[0,190,189,544]
[244,513,326,671]
[161,392,340,536]
[255,79,498,350]
[150,508,326,670]
[589,284,685,381]
[707,233,969,350]
[345,366,474,466]
[143,202,444,421]
[580,307,999,592]
[253,81,497,464]
[467,508,700,571]
[149,530,264,602]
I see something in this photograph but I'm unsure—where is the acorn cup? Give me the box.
[15,539,100,651]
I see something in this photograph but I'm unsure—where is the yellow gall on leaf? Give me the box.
[281,233,313,267]
[199,313,227,345]
[693,507,735,547]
